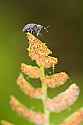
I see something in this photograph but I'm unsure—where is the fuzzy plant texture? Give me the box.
[1,33,83,125]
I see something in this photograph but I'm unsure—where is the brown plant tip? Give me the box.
[26,32,58,68]
[46,84,80,112]
[9,96,46,125]
[42,72,69,88]
[60,108,83,125]
[17,74,43,98]
[1,120,14,125]
[21,63,41,78]
[27,32,52,57]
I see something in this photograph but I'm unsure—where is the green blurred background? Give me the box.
[0,0,83,125]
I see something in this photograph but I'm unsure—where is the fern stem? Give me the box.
[40,65,50,125]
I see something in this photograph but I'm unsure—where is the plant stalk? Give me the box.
[40,65,50,125]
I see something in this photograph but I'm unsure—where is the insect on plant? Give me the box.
[22,23,49,36]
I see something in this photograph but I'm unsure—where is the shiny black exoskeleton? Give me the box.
[22,23,48,36]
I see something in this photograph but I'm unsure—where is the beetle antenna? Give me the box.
[44,25,51,32]
[47,25,51,29]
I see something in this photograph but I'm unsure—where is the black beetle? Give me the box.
[22,23,48,36]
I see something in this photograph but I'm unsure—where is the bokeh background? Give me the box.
[0,0,83,125]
